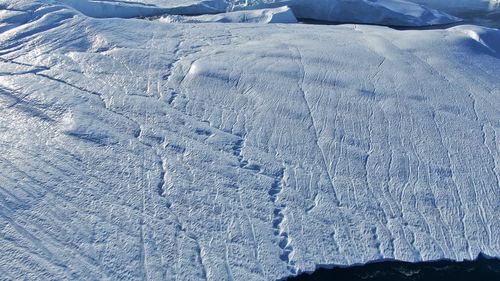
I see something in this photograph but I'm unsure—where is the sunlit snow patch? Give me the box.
[454,25,500,54]
[1,1,499,281]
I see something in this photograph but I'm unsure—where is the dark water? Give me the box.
[286,254,500,281]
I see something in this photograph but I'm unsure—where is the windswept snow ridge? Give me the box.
[0,1,499,281]
[456,25,500,54]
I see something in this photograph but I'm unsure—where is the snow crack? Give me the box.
[289,44,339,204]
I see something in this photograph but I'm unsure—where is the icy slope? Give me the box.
[290,0,460,26]
[47,0,459,26]
[1,1,500,281]
[55,0,227,17]
[411,0,498,11]
[158,6,297,24]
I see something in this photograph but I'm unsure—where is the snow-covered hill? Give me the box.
[0,1,499,280]
[157,6,298,24]
[30,0,462,26]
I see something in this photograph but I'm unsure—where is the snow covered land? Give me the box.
[0,0,499,280]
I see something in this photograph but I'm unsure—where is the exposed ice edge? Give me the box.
[280,252,500,280]
[49,0,462,26]
[158,6,298,24]
[1,1,500,281]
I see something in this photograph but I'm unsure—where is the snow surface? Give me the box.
[413,0,499,11]
[39,0,461,26]
[1,0,499,280]
[290,0,461,26]
[158,6,297,24]
[55,0,226,18]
